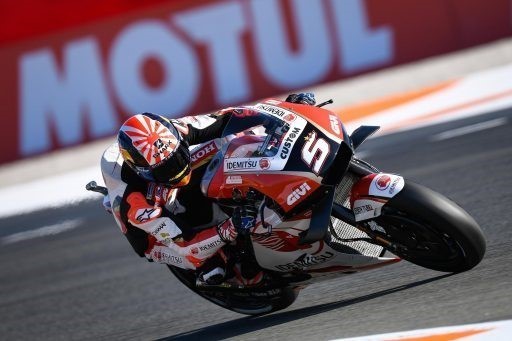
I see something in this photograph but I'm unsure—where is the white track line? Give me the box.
[0,166,101,218]
[1,218,84,245]
[431,117,507,141]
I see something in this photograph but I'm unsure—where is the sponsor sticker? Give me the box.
[255,103,290,118]
[254,103,307,163]
[389,177,401,195]
[287,182,312,206]
[369,174,405,198]
[353,199,385,222]
[191,141,217,164]
[329,115,341,135]
[154,251,183,264]
[280,126,302,159]
[226,175,243,185]
[136,208,161,223]
[151,221,167,236]
[224,158,258,172]
[375,174,392,191]
[353,204,373,216]
[199,239,223,252]
[275,251,335,271]
[259,158,271,170]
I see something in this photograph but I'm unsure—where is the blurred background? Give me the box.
[1,0,511,165]
[0,0,511,340]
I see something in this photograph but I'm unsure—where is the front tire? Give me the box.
[374,182,486,272]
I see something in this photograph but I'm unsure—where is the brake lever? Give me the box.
[316,99,333,108]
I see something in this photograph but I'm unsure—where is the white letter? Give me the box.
[109,20,199,116]
[174,2,250,105]
[330,0,393,73]
[249,0,333,88]
[20,38,117,155]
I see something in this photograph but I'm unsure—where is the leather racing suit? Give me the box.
[101,93,315,276]
[101,112,237,271]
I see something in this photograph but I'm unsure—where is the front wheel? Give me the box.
[373,182,486,272]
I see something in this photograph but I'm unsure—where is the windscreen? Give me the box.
[221,107,291,158]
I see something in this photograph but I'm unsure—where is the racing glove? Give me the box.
[216,205,258,242]
[285,92,316,105]
[232,205,258,236]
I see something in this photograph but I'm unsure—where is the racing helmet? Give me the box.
[117,113,191,187]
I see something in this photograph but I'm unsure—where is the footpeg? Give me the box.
[85,181,108,195]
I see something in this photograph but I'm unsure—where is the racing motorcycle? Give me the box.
[88,98,486,315]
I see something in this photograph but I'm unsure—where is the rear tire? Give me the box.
[375,182,485,272]
[167,266,299,315]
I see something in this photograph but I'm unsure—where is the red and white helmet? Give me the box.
[117,113,191,187]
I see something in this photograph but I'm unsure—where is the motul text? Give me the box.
[10,0,394,161]
[1,0,511,164]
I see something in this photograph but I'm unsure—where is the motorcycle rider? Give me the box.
[101,93,316,285]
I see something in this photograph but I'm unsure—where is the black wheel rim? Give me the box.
[375,212,465,266]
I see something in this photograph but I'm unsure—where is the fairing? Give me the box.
[350,173,405,222]
[201,100,347,212]
[201,100,398,273]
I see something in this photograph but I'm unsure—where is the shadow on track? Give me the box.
[160,273,454,341]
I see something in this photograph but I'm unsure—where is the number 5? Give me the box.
[301,131,330,175]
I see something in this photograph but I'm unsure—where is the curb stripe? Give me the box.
[382,88,512,132]
[335,81,456,122]
[334,319,512,341]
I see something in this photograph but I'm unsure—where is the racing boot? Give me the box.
[196,254,226,286]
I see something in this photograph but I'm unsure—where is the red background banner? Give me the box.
[1,0,511,164]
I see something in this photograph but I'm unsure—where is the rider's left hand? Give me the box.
[285,93,316,105]
[232,205,258,236]
[216,205,258,242]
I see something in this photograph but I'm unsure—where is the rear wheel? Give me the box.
[373,182,485,272]
[167,266,299,315]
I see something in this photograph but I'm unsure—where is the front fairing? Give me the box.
[201,102,352,211]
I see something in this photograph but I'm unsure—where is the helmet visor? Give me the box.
[151,143,191,186]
